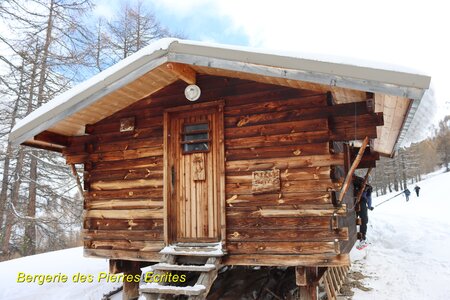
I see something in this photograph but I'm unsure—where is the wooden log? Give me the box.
[226,228,348,242]
[84,218,163,230]
[94,137,163,153]
[90,179,163,191]
[70,164,84,196]
[225,143,330,160]
[85,199,163,210]
[224,119,328,139]
[86,118,163,135]
[224,94,328,116]
[226,216,331,230]
[65,147,163,164]
[225,192,332,207]
[298,267,318,300]
[84,208,163,219]
[92,157,163,172]
[226,154,344,172]
[226,241,335,255]
[86,240,164,251]
[337,137,369,204]
[84,248,161,262]
[83,229,163,241]
[225,101,368,128]
[226,167,331,183]
[123,261,141,300]
[88,168,163,182]
[226,179,337,195]
[222,253,350,267]
[85,188,163,200]
[34,130,69,146]
[166,62,196,84]
[330,112,383,129]
[226,205,347,218]
[296,267,307,286]
[330,126,377,141]
[225,130,331,149]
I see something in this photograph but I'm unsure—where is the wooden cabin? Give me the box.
[9,39,431,299]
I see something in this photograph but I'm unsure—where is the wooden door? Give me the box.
[165,101,225,243]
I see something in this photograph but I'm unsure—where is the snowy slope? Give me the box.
[0,247,121,300]
[351,171,450,299]
[0,172,449,299]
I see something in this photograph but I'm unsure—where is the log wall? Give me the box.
[63,75,381,265]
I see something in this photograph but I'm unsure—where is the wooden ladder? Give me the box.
[140,243,224,300]
[321,265,350,300]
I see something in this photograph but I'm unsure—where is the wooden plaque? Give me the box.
[192,153,206,181]
[120,117,135,132]
[252,168,280,194]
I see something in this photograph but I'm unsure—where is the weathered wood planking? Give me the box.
[222,254,350,267]
[61,75,382,266]
[226,216,331,230]
[226,241,335,254]
[226,228,348,242]
[225,191,332,206]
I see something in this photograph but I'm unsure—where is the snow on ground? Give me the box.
[351,170,450,299]
[0,247,121,300]
[1,171,449,299]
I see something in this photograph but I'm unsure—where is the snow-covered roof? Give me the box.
[9,38,432,155]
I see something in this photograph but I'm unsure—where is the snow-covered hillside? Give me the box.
[0,247,121,300]
[351,170,450,299]
[0,171,449,300]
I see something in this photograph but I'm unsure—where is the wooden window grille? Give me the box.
[181,123,210,154]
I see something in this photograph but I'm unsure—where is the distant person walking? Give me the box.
[404,188,411,201]
[414,185,421,197]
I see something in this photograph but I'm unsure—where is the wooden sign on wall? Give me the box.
[252,168,281,194]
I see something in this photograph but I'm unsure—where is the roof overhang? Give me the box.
[9,38,432,156]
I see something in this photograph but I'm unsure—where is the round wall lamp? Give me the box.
[184,84,201,101]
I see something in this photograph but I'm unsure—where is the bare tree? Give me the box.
[0,0,92,258]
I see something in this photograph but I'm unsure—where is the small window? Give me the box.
[181,123,210,153]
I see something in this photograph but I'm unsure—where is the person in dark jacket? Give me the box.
[405,188,411,201]
[414,185,421,197]
[358,185,374,243]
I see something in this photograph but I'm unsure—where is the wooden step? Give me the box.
[175,242,221,247]
[140,283,206,296]
[152,262,216,272]
[159,245,225,257]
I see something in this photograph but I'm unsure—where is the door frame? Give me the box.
[163,100,226,245]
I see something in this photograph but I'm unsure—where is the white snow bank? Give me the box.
[351,171,450,299]
[0,247,120,300]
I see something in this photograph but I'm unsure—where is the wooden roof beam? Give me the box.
[165,62,196,85]
[34,130,69,147]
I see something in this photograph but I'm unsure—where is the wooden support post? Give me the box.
[296,267,318,300]
[337,136,369,204]
[122,261,141,300]
[70,164,84,197]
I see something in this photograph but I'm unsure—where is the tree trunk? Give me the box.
[0,57,26,232]
[23,151,38,256]
[1,149,25,254]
